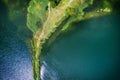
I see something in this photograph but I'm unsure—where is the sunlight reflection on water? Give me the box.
[41,61,59,80]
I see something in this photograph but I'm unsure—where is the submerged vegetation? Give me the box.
[1,0,119,80]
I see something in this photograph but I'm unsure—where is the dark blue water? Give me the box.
[0,1,33,80]
[41,13,120,80]
[0,34,33,80]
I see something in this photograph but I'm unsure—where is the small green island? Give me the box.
[2,0,118,80]
[27,0,112,80]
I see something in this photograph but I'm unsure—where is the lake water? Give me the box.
[41,14,120,80]
[0,1,33,80]
[0,0,120,80]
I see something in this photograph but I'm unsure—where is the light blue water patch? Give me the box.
[0,35,33,80]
